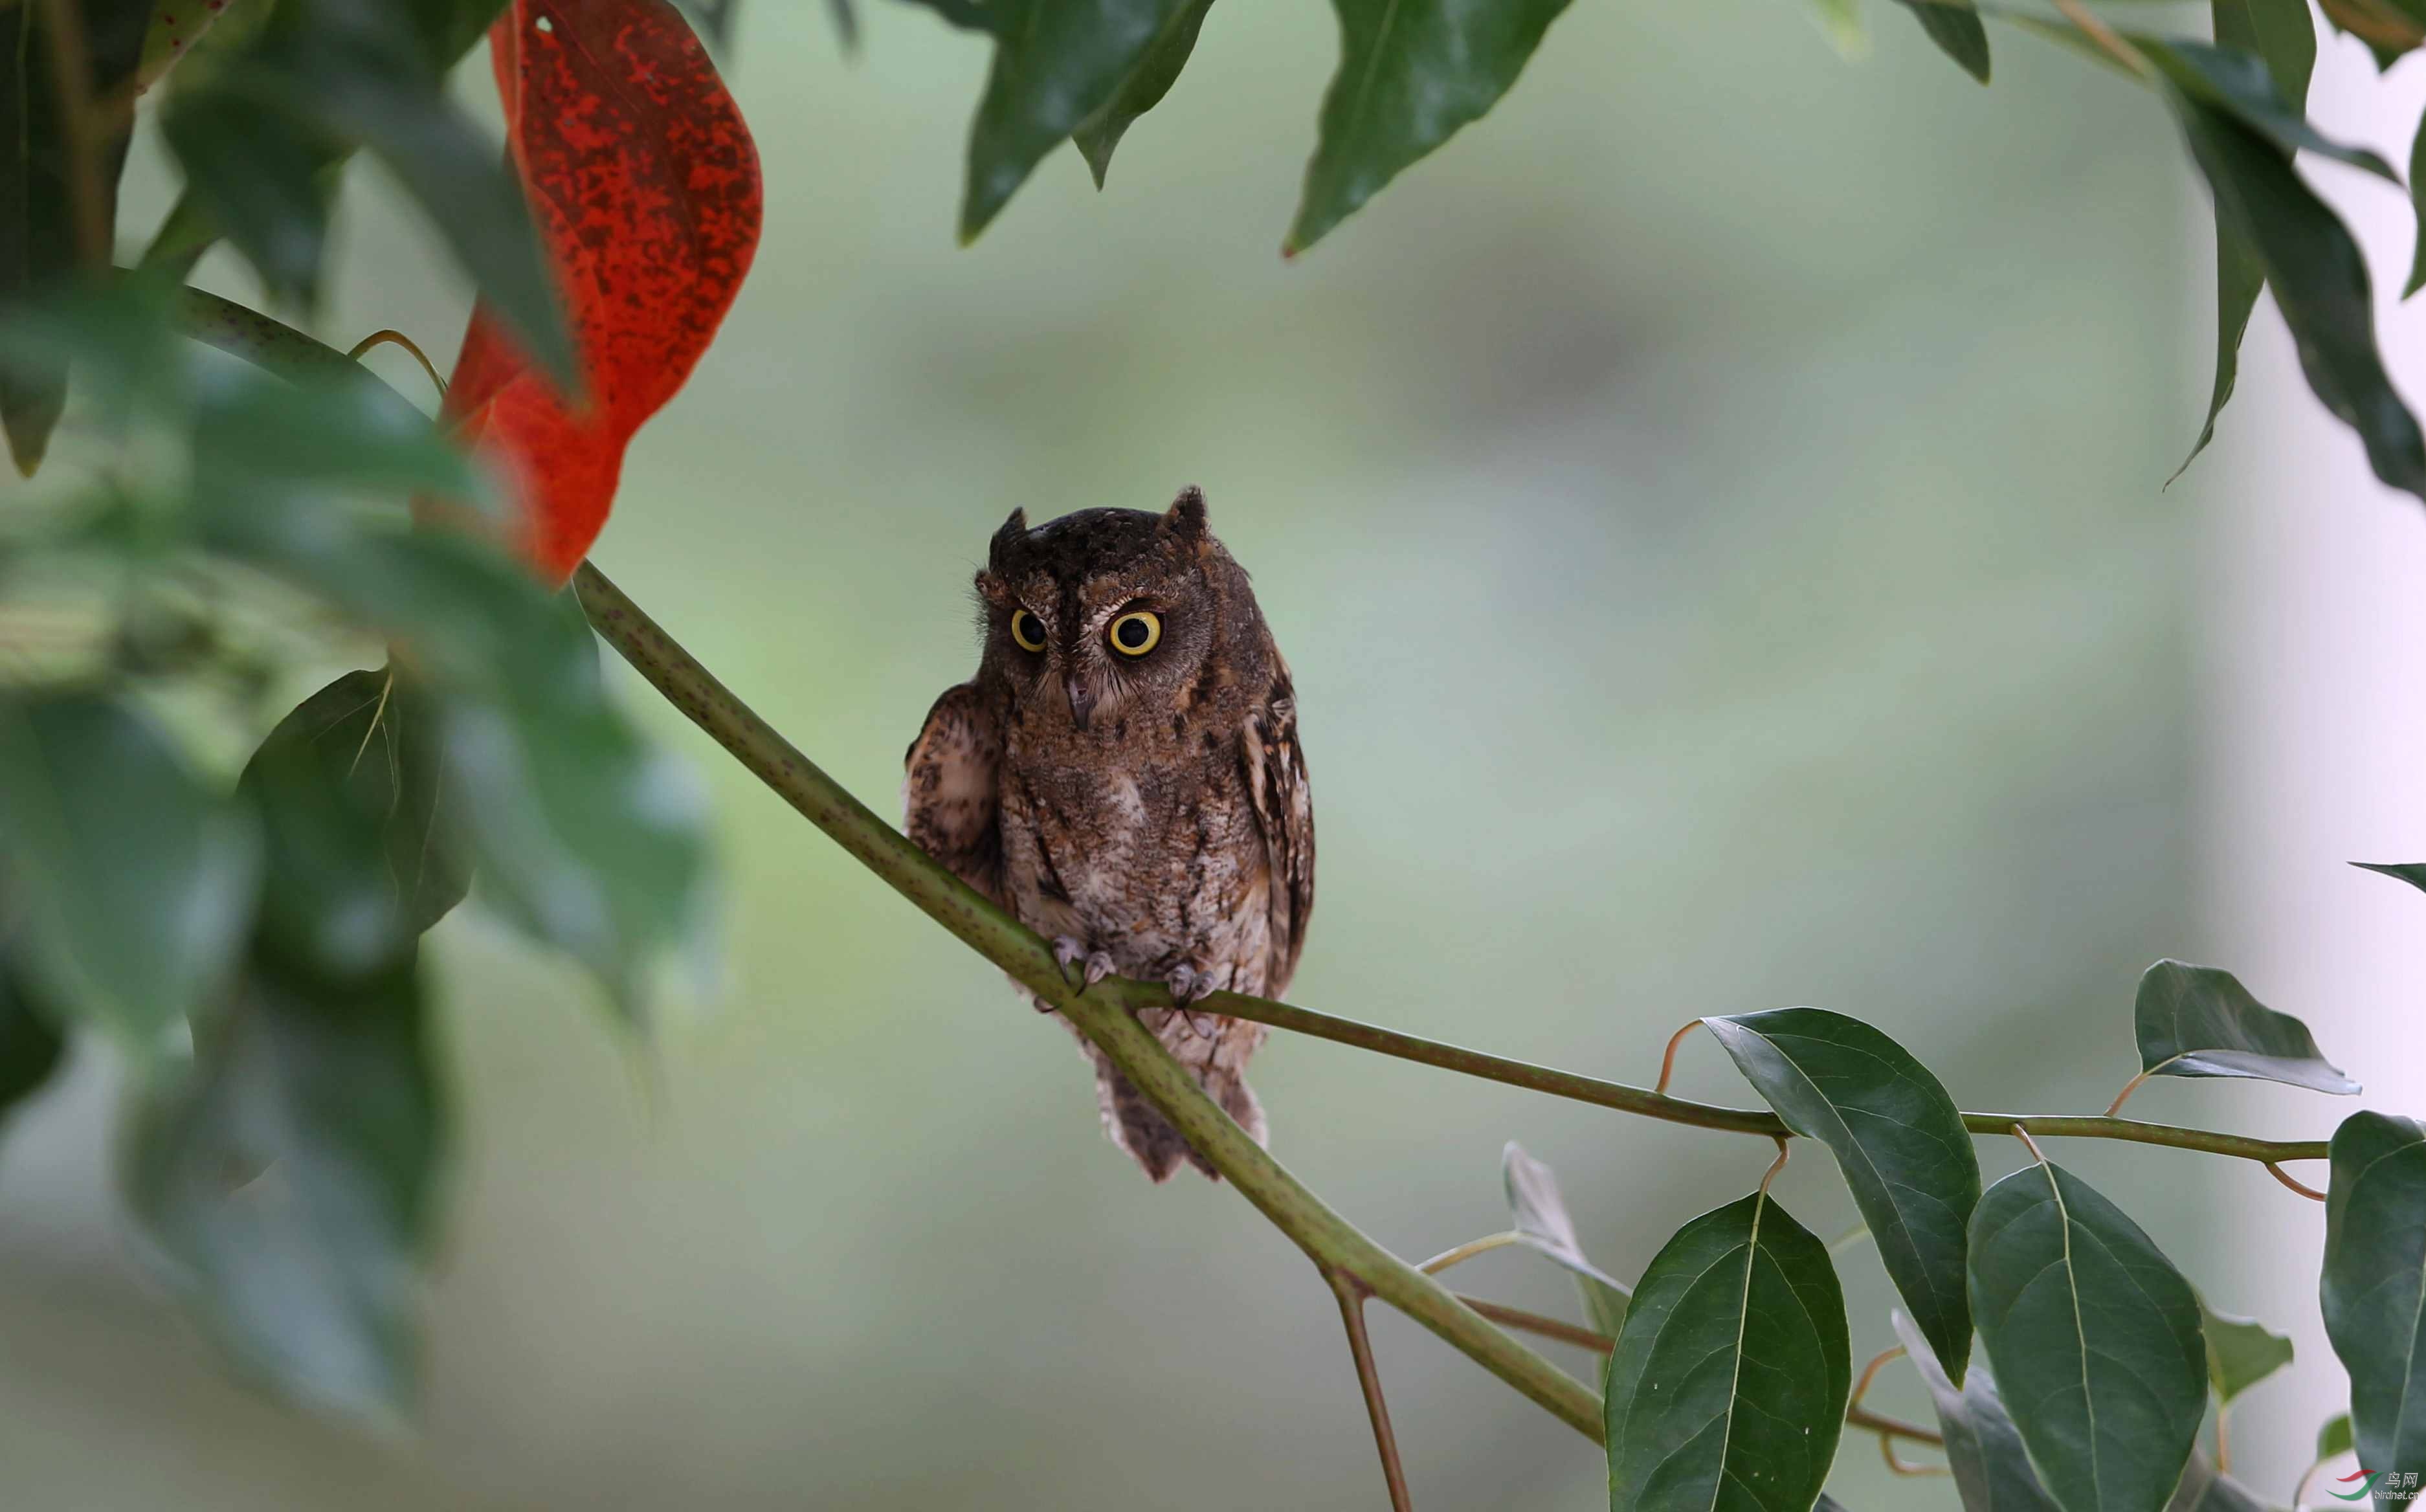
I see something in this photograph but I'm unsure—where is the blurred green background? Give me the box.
[1,0,2316,1505]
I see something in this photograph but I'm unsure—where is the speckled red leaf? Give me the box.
[441,0,761,583]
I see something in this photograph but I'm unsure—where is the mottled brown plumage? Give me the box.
[904,488,1314,1181]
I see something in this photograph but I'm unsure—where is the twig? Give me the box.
[1878,1429,1952,1475]
[1181,991,2330,1167]
[1848,1403,1944,1449]
[1454,1296,1615,1355]
[2049,0,2153,76]
[1327,1269,1414,1512]
[1850,1345,1906,1414]
[1417,1232,1522,1275]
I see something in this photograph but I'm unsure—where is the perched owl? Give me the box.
[903,487,1314,1181]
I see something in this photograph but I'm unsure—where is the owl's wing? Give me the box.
[1240,664,1315,994]
[903,682,1006,905]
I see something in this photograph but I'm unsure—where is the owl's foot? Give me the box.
[1166,964,1223,1039]
[1053,936,1118,990]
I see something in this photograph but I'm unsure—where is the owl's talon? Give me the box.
[1055,936,1117,990]
[1052,936,1087,986]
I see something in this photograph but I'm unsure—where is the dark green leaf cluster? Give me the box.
[0,278,708,1421]
[878,0,2426,507]
[1481,961,2401,1511]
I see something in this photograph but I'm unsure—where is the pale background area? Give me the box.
[0,0,2397,1505]
[2199,27,2426,1502]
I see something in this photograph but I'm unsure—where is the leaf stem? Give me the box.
[1416,1231,1523,1274]
[2104,1067,2153,1118]
[2267,1162,2326,1201]
[1654,1018,1702,1095]
[1327,1269,1414,1512]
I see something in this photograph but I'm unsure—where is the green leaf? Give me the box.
[1071,0,1214,189]
[0,0,157,474]
[1287,0,1579,255]
[959,0,1203,242]
[139,0,254,90]
[0,271,188,439]
[160,84,342,304]
[2138,41,2394,182]
[1500,1141,1629,1335]
[2133,959,2358,1095]
[2322,1112,2426,1509]
[123,951,443,1423]
[1704,1006,1981,1384]
[2319,1412,2354,1461]
[2211,0,2315,112]
[163,0,572,383]
[2201,1301,2293,1402]
[2187,2,2315,479]
[1895,0,1990,82]
[197,498,707,1014]
[0,940,67,1125]
[1968,1160,2207,1512]
[2354,862,2426,894]
[2168,87,2426,504]
[239,669,470,980]
[0,695,260,1049]
[1603,1189,1849,1511]
[1892,1307,2061,1512]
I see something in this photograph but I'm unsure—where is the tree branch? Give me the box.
[568,562,1610,1442]
[1328,1269,1414,1512]
[1159,991,2328,1166]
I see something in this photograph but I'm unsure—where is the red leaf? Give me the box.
[441,0,762,583]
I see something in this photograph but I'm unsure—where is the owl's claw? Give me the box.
[1166,965,1223,1038]
[1052,936,1117,990]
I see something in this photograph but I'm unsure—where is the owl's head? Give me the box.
[974,487,1253,736]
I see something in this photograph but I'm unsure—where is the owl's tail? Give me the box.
[1090,1049,1265,1183]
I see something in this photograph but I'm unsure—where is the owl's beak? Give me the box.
[1063,673,1096,731]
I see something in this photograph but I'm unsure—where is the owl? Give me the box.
[903,487,1314,1182]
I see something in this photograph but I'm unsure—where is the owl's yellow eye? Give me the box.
[1009,609,1047,652]
[1108,610,1162,656]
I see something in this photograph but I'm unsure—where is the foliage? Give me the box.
[3,0,2425,1506]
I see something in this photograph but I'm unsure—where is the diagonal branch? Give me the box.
[568,562,1610,1442]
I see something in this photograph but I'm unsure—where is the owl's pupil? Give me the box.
[1117,619,1149,648]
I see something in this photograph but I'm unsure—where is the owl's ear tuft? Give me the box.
[990,508,1029,563]
[1163,486,1208,542]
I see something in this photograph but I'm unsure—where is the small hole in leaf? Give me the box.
[535,13,555,30]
